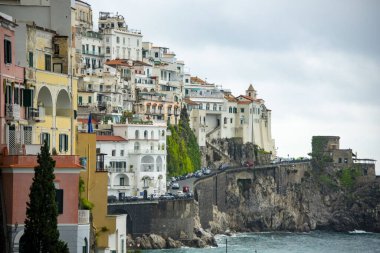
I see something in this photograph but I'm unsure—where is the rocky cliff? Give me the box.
[206,171,380,234]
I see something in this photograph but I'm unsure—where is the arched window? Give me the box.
[144,130,148,139]
[134,142,140,151]
[206,103,210,110]
[135,130,139,139]
[229,107,232,113]
[106,46,110,54]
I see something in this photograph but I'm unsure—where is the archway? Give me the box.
[36,86,53,116]
[56,89,71,117]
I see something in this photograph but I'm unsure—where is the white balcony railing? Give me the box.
[6,103,20,120]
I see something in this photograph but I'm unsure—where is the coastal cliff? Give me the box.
[199,168,380,234]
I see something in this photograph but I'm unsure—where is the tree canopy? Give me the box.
[167,106,201,176]
[21,141,68,253]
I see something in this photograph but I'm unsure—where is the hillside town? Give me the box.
[0,0,276,252]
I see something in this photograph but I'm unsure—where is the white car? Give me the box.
[171,183,180,190]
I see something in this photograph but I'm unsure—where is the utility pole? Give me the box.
[226,238,227,253]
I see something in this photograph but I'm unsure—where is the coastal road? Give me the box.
[167,177,197,194]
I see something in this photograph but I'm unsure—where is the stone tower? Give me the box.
[246,84,257,99]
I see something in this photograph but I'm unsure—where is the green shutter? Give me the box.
[23,89,33,107]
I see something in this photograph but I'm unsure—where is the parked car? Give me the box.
[159,194,175,200]
[243,160,254,167]
[203,169,211,175]
[218,163,229,170]
[183,185,190,193]
[171,182,180,190]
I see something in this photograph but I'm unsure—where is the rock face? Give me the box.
[132,234,182,250]
[208,173,380,233]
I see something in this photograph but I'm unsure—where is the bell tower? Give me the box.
[246,84,257,99]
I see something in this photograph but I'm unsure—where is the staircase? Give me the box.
[206,140,230,160]
[206,126,220,138]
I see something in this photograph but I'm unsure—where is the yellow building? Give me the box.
[25,24,78,154]
[76,132,127,252]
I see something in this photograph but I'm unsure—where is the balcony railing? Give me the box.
[78,210,90,224]
[5,103,20,120]
[27,107,46,122]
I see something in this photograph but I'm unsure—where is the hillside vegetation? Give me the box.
[167,107,201,176]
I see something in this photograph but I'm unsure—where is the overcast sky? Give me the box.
[89,0,380,174]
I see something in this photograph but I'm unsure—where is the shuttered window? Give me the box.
[41,132,50,149]
[59,134,69,152]
[4,38,12,64]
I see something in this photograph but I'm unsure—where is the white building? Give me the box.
[98,12,143,61]
[96,121,167,198]
[186,82,276,156]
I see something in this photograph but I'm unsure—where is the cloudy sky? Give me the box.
[89,0,380,174]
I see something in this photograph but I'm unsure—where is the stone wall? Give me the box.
[108,199,194,240]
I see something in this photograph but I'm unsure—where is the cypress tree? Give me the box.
[21,141,68,253]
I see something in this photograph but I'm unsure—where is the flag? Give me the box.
[88,113,94,133]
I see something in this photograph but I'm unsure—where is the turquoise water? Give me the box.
[143,231,380,253]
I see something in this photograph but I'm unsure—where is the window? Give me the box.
[112,150,116,156]
[144,130,148,139]
[88,96,92,103]
[155,52,159,58]
[78,96,82,105]
[41,132,50,149]
[28,52,33,67]
[161,130,165,137]
[116,37,120,43]
[59,134,69,153]
[137,39,139,46]
[106,47,110,54]
[120,177,124,186]
[224,117,227,124]
[134,142,140,151]
[4,38,12,64]
[92,45,95,53]
[241,108,245,113]
[98,46,101,54]
[45,54,51,71]
[82,45,85,53]
[135,130,139,139]
[120,150,124,156]
[55,189,64,214]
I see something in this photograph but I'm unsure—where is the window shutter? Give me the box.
[23,89,33,107]
[65,134,68,152]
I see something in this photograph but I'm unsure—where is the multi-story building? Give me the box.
[77,133,127,253]
[93,120,168,199]
[185,81,276,156]
[80,31,104,75]
[0,13,25,154]
[98,12,143,61]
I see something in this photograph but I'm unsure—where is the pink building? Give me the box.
[0,13,26,154]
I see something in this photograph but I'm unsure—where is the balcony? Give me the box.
[27,107,46,122]
[78,210,90,224]
[5,103,20,120]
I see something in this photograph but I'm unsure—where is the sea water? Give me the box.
[143,231,380,253]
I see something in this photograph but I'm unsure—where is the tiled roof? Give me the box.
[184,98,199,105]
[96,135,127,142]
[105,59,131,67]
[190,76,206,85]
[237,95,254,101]
[133,60,152,67]
[224,94,238,102]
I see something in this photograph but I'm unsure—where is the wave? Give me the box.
[348,230,372,234]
